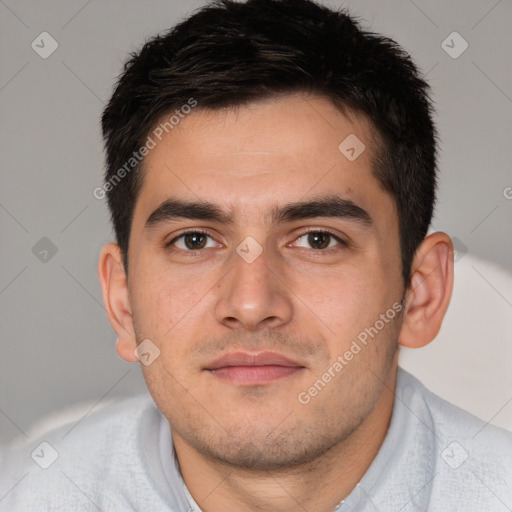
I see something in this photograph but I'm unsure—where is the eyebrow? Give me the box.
[145,194,373,230]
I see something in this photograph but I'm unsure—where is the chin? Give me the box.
[191,419,351,472]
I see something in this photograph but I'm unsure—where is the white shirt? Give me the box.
[1,367,511,511]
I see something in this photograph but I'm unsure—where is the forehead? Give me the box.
[132,93,393,228]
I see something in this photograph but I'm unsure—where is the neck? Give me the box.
[172,368,397,512]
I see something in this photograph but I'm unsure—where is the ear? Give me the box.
[97,243,138,362]
[398,232,454,349]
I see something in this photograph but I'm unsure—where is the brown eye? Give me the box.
[167,231,215,251]
[307,232,330,249]
[182,233,207,250]
[294,231,344,251]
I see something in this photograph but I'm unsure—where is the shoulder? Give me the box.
[0,393,165,510]
[397,367,512,450]
[396,368,512,510]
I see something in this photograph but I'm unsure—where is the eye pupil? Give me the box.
[308,232,330,249]
[185,233,207,250]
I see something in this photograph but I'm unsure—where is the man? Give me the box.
[1,0,511,510]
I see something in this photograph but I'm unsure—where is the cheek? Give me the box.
[297,260,400,358]
[130,279,175,337]
[295,266,378,334]
[129,258,211,337]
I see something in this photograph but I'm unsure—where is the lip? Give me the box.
[204,351,305,384]
[205,351,303,370]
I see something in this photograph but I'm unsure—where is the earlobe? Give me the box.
[114,337,139,362]
[97,243,138,362]
[398,232,454,349]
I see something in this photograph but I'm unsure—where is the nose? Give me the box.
[214,244,293,332]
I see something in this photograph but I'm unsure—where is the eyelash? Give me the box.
[165,228,348,255]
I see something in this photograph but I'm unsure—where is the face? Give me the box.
[125,93,404,470]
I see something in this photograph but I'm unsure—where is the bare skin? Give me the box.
[98,93,453,512]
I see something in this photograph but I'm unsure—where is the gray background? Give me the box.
[1,0,511,447]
